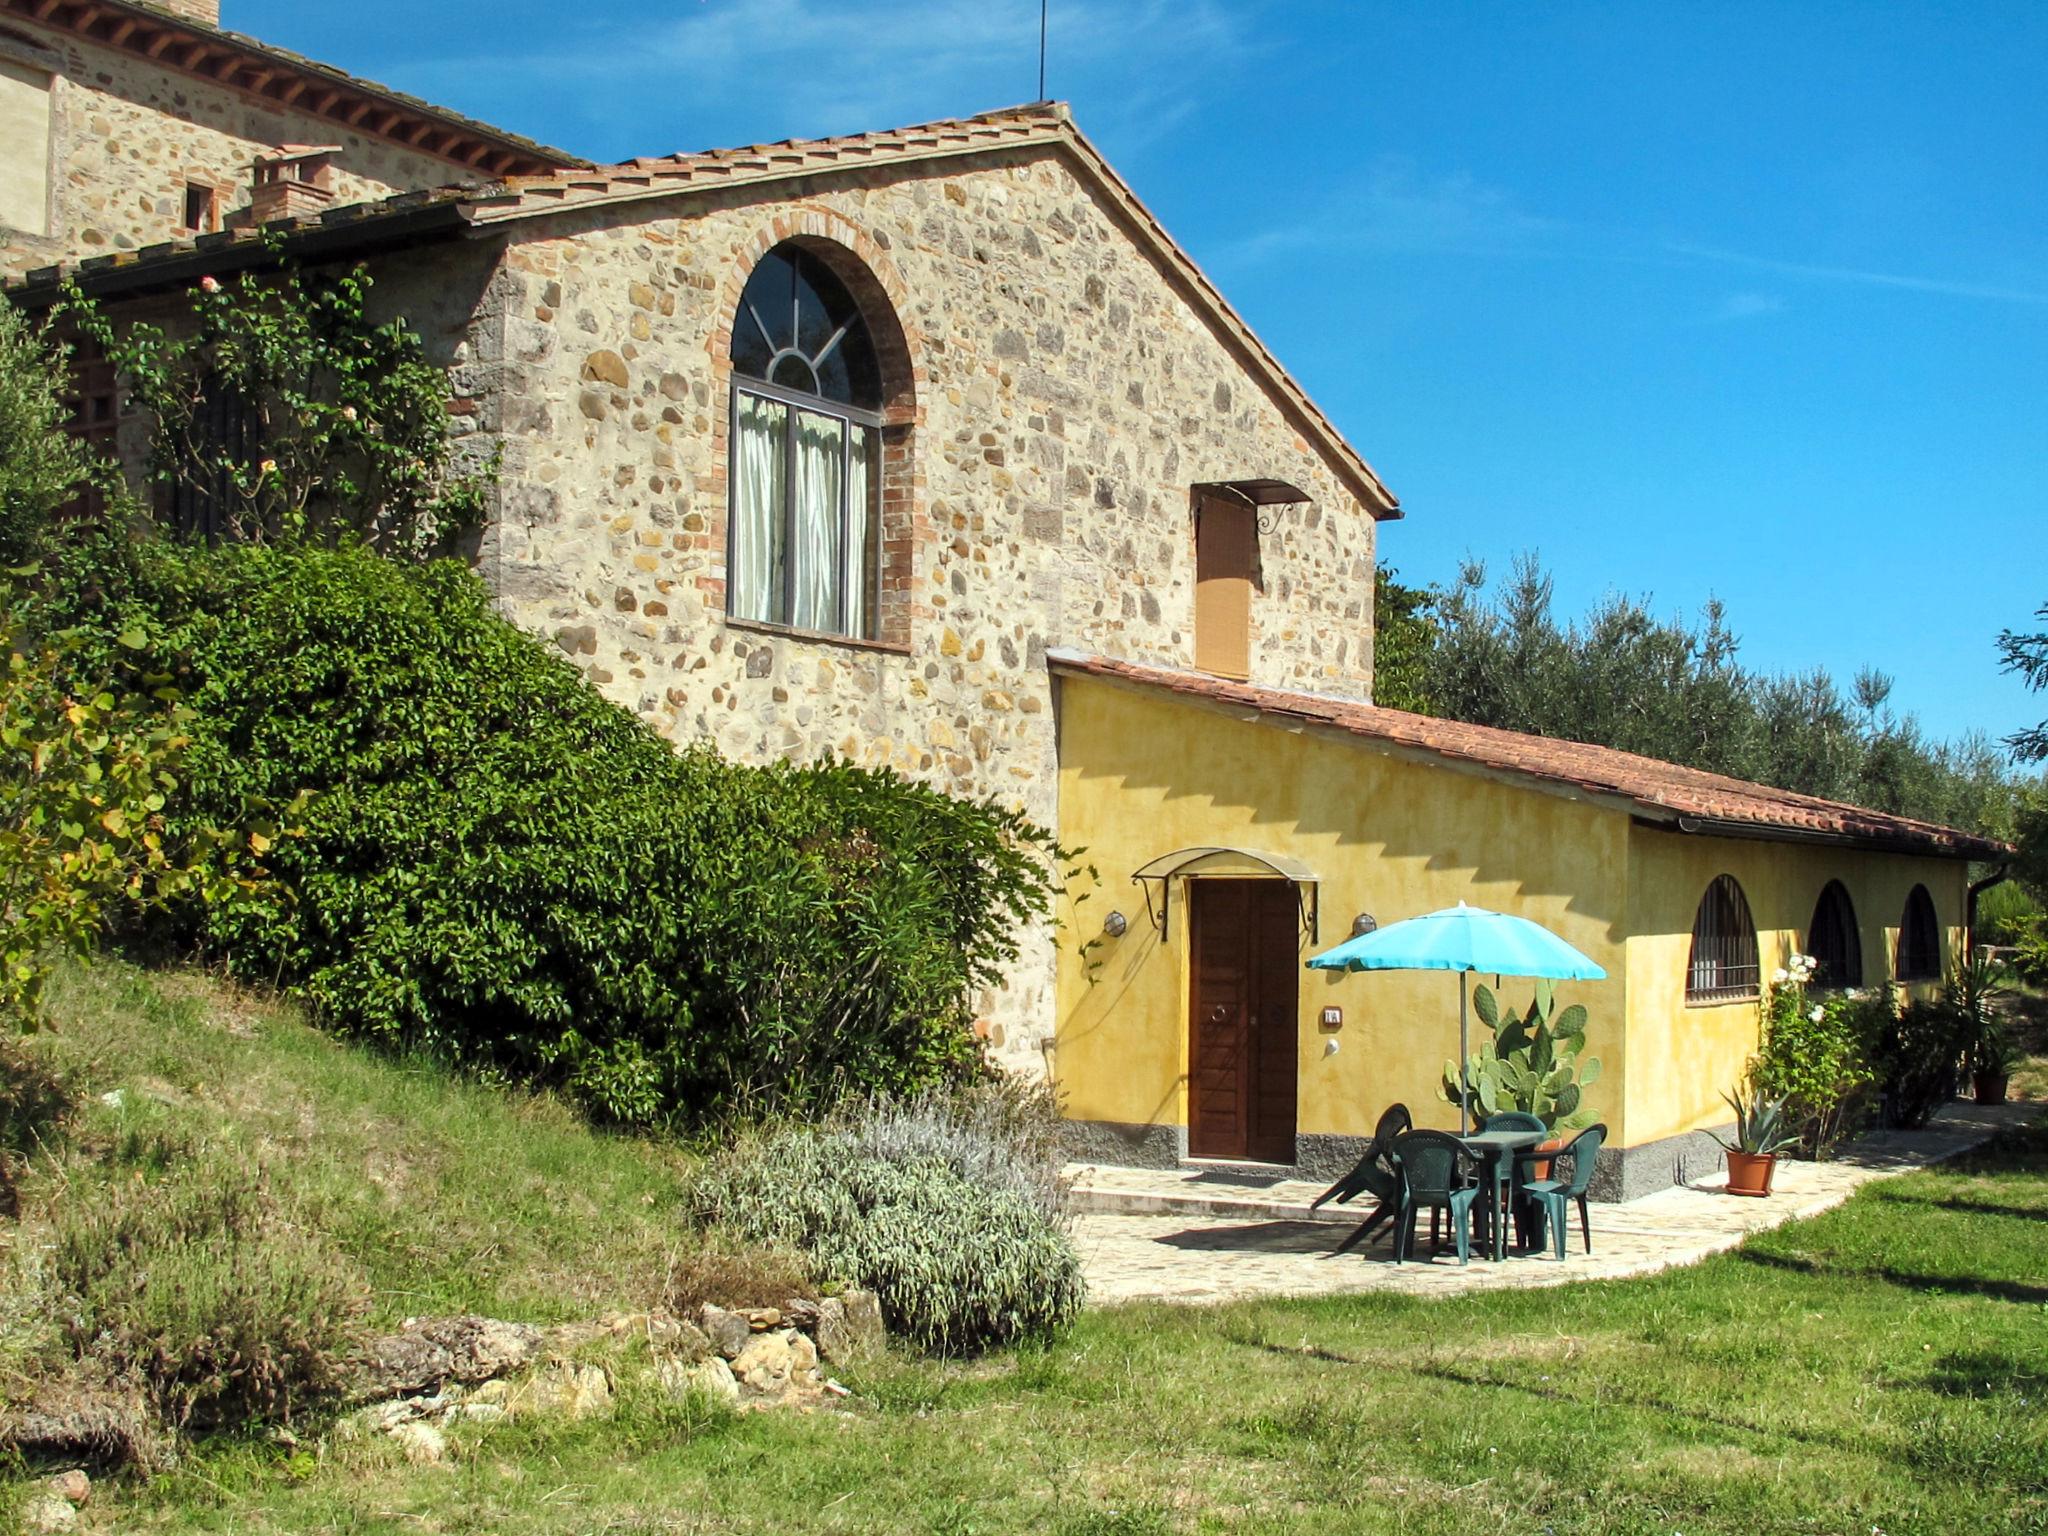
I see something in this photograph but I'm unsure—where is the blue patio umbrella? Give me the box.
[1307,902,1606,1133]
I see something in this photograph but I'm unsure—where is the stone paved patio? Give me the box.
[1067,1101,2037,1305]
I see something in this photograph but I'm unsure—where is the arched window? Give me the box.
[1687,875,1759,1004]
[728,244,885,639]
[1806,880,1862,989]
[1895,884,1941,982]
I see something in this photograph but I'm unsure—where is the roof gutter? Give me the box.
[1663,813,2004,862]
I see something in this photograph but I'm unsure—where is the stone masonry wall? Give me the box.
[1,22,481,281]
[460,147,1383,1074]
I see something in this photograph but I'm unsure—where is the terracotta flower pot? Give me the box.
[1724,1149,1776,1197]
[1527,1135,1567,1182]
[1973,1071,2010,1106]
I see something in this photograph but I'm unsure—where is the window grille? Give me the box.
[1686,874,1760,1004]
[1895,883,1940,982]
[1807,880,1863,989]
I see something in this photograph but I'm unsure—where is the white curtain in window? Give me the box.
[733,393,787,623]
[844,424,876,639]
[791,409,844,632]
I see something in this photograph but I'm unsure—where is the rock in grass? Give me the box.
[390,1421,447,1467]
[658,1355,740,1405]
[501,1361,612,1421]
[698,1304,752,1359]
[357,1316,542,1398]
[21,1491,77,1533]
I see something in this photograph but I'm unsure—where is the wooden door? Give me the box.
[1187,880,1300,1162]
[1194,498,1254,679]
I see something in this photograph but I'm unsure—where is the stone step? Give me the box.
[1063,1167,1359,1226]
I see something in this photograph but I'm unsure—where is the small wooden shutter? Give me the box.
[1195,499,1254,678]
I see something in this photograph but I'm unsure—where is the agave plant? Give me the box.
[1710,1084,1801,1156]
[1439,979,1601,1133]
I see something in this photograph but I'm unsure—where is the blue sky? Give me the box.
[235,0,2047,749]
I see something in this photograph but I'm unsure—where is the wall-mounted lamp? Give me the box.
[1102,910,1129,939]
[1351,912,1378,937]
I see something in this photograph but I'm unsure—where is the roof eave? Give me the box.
[5,197,476,308]
[0,0,588,174]
[1643,812,2010,864]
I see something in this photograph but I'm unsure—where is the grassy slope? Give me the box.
[10,961,693,1329]
[8,966,2046,1535]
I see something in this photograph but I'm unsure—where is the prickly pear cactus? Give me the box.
[1440,981,1601,1132]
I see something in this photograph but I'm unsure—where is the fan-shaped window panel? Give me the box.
[728,244,888,638]
[1895,884,1941,982]
[1807,880,1862,989]
[1686,875,1759,1004]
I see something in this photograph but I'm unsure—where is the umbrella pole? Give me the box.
[1458,969,1471,1135]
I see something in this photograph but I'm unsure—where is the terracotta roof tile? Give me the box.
[0,0,587,173]
[1046,650,2010,861]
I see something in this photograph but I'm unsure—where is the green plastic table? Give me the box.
[1457,1128,1547,1260]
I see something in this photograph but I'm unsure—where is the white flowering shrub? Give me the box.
[1750,953,1878,1156]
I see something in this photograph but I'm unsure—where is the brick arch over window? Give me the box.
[704,212,924,649]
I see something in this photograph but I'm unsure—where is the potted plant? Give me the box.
[1711,1086,1800,1196]
[1441,980,1601,1174]
[1970,1022,2020,1105]
[1948,956,2017,1105]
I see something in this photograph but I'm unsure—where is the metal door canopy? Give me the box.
[1130,845,1320,944]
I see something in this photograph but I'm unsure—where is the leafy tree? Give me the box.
[1369,566,1437,712]
[2000,602,2048,763]
[1410,552,2024,839]
[60,257,491,557]
[0,610,258,1028]
[0,304,108,565]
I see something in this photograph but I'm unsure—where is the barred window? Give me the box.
[1807,880,1863,989]
[1686,875,1759,1004]
[1895,884,1940,982]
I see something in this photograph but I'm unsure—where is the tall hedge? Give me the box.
[40,535,1060,1125]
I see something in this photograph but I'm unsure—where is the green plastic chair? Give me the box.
[1315,1103,1411,1255]
[1390,1129,1480,1265]
[1516,1123,1607,1259]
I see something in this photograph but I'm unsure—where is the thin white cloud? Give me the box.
[1664,239,2048,307]
[1220,154,1573,268]
[1217,159,2048,311]
[400,0,1254,158]
[1710,291,1786,322]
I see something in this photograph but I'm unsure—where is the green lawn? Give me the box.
[8,966,2046,1535]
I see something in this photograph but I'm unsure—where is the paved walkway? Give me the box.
[1067,1101,2037,1306]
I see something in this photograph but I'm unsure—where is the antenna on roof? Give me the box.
[1038,0,1048,101]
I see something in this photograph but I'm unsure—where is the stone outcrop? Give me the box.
[355,1314,544,1399]
[340,1296,883,1457]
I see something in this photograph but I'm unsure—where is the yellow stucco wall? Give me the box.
[1052,673,1634,1146]
[1053,670,1979,1158]
[1623,826,1970,1144]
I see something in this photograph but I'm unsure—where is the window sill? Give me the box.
[724,614,912,658]
[1684,991,1760,1009]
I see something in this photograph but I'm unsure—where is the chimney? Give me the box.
[247,145,341,225]
[157,0,221,24]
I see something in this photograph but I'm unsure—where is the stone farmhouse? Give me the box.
[3,1,2007,1195]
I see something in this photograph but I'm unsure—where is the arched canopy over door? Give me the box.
[1130,845,1320,944]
